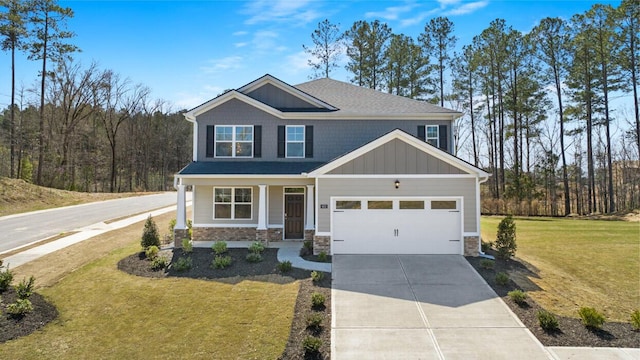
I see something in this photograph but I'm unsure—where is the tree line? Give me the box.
[304,1,639,216]
[0,0,192,192]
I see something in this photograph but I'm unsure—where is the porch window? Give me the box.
[215,125,253,157]
[214,187,252,219]
[286,125,305,158]
[426,125,439,147]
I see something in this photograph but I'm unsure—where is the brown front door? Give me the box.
[285,194,304,239]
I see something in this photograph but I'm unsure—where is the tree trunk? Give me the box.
[10,38,16,178]
[36,13,49,185]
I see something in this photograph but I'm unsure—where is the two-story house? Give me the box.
[173,74,489,256]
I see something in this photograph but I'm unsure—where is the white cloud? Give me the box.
[233,31,248,36]
[200,56,243,74]
[365,4,416,20]
[444,1,489,16]
[437,0,461,6]
[235,42,248,48]
[282,50,311,75]
[252,30,280,50]
[242,0,319,26]
[399,8,441,27]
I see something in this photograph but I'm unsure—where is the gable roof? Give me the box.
[307,129,489,178]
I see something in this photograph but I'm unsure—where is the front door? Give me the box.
[285,194,304,239]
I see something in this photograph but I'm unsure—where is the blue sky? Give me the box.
[0,0,622,111]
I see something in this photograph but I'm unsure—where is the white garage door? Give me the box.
[332,198,462,255]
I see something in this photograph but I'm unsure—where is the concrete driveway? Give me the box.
[331,255,553,359]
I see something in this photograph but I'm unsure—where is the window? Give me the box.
[426,125,439,147]
[214,187,252,219]
[367,201,392,209]
[286,126,305,158]
[431,200,457,210]
[336,201,361,210]
[400,201,424,209]
[215,126,253,157]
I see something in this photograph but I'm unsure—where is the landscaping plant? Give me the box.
[248,241,265,254]
[495,272,509,286]
[311,292,325,308]
[245,252,263,263]
[15,276,35,299]
[507,289,527,306]
[174,256,192,272]
[212,255,232,269]
[145,245,159,260]
[317,251,328,262]
[0,266,13,292]
[212,241,228,255]
[6,298,33,317]
[479,259,494,269]
[277,260,292,273]
[311,271,324,283]
[537,310,559,332]
[150,255,169,271]
[631,310,640,331]
[181,238,193,253]
[140,215,160,249]
[302,336,322,354]
[578,306,606,329]
[306,313,323,330]
[494,215,517,260]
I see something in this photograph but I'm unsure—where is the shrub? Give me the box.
[578,307,605,329]
[0,259,3,267]
[248,241,265,254]
[306,313,323,329]
[181,238,193,253]
[212,255,232,269]
[15,276,35,300]
[300,240,313,256]
[507,289,527,305]
[311,292,325,308]
[6,298,33,316]
[479,259,494,269]
[168,218,177,234]
[481,240,492,253]
[174,256,192,272]
[277,261,292,273]
[495,272,509,286]
[245,252,263,263]
[145,245,159,260]
[495,215,517,260]
[537,310,559,332]
[150,255,169,271]
[140,215,160,249]
[302,336,322,354]
[317,251,328,262]
[311,271,324,283]
[0,266,13,292]
[630,310,640,331]
[212,241,228,255]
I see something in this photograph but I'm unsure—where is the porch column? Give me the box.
[257,184,267,230]
[305,184,315,230]
[176,184,187,229]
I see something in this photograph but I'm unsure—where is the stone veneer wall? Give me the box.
[173,229,190,248]
[192,227,284,244]
[313,235,330,255]
[304,230,314,242]
[463,236,480,256]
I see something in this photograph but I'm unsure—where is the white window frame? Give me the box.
[213,187,253,220]
[426,125,439,147]
[285,125,305,158]
[214,125,253,158]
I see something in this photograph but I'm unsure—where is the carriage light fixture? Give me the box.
[395,180,400,189]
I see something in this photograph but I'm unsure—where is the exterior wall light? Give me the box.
[395,180,400,189]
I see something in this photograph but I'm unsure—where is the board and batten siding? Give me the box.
[316,177,477,233]
[328,139,466,175]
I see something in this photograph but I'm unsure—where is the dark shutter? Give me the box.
[277,125,285,158]
[417,125,426,141]
[253,125,262,158]
[206,125,214,157]
[439,124,448,152]
[305,125,313,158]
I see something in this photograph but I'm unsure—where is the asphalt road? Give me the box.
[0,192,188,254]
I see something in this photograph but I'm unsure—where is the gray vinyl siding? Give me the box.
[196,99,453,162]
[328,139,466,175]
[246,83,321,110]
[316,177,477,233]
[268,186,283,225]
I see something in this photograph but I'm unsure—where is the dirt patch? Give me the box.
[466,253,640,348]
[118,247,332,359]
[0,287,58,343]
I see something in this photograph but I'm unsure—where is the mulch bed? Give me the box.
[466,252,640,348]
[117,247,332,359]
[0,287,58,343]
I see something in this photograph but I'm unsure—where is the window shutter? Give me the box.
[277,125,285,158]
[417,125,426,141]
[439,125,448,152]
[305,125,313,158]
[253,125,262,158]
[206,125,214,157]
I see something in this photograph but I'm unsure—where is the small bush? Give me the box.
[248,241,265,254]
[277,261,292,273]
[212,241,228,255]
[6,298,33,316]
[174,256,192,272]
[181,238,193,253]
[495,272,509,286]
[311,292,325,308]
[145,245,159,260]
[302,336,322,354]
[630,310,640,331]
[300,240,313,256]
[0,259,3,267]
[537,310,559,332]
[140,215,161,249]
[481,240,492,253]
[150,255,169,270]
[245,252,263,263]
[317,251,328,262]
[495,215,517,260]
[212,255,232,269]
[306,313,323,329]
[479,259,494,269]
[15,276,35,300]
[578,307,605,329]
[311,271,324,283]
[507,289,527,305]
[0,266,13,292]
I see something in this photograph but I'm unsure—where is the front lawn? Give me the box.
[481,216,640,322]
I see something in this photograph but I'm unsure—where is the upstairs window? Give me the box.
[426,125,439,147]
[215,125,253,157]
[286,125,305,158]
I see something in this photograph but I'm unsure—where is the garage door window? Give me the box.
[336,200,361,210]
[400,200,424,209]
[431,200,457,210]
[367,200,392,209]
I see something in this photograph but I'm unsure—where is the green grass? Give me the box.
[0,241,298,359]
[481,216,640,322]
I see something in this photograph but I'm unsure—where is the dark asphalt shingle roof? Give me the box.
[178,161,327,175]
